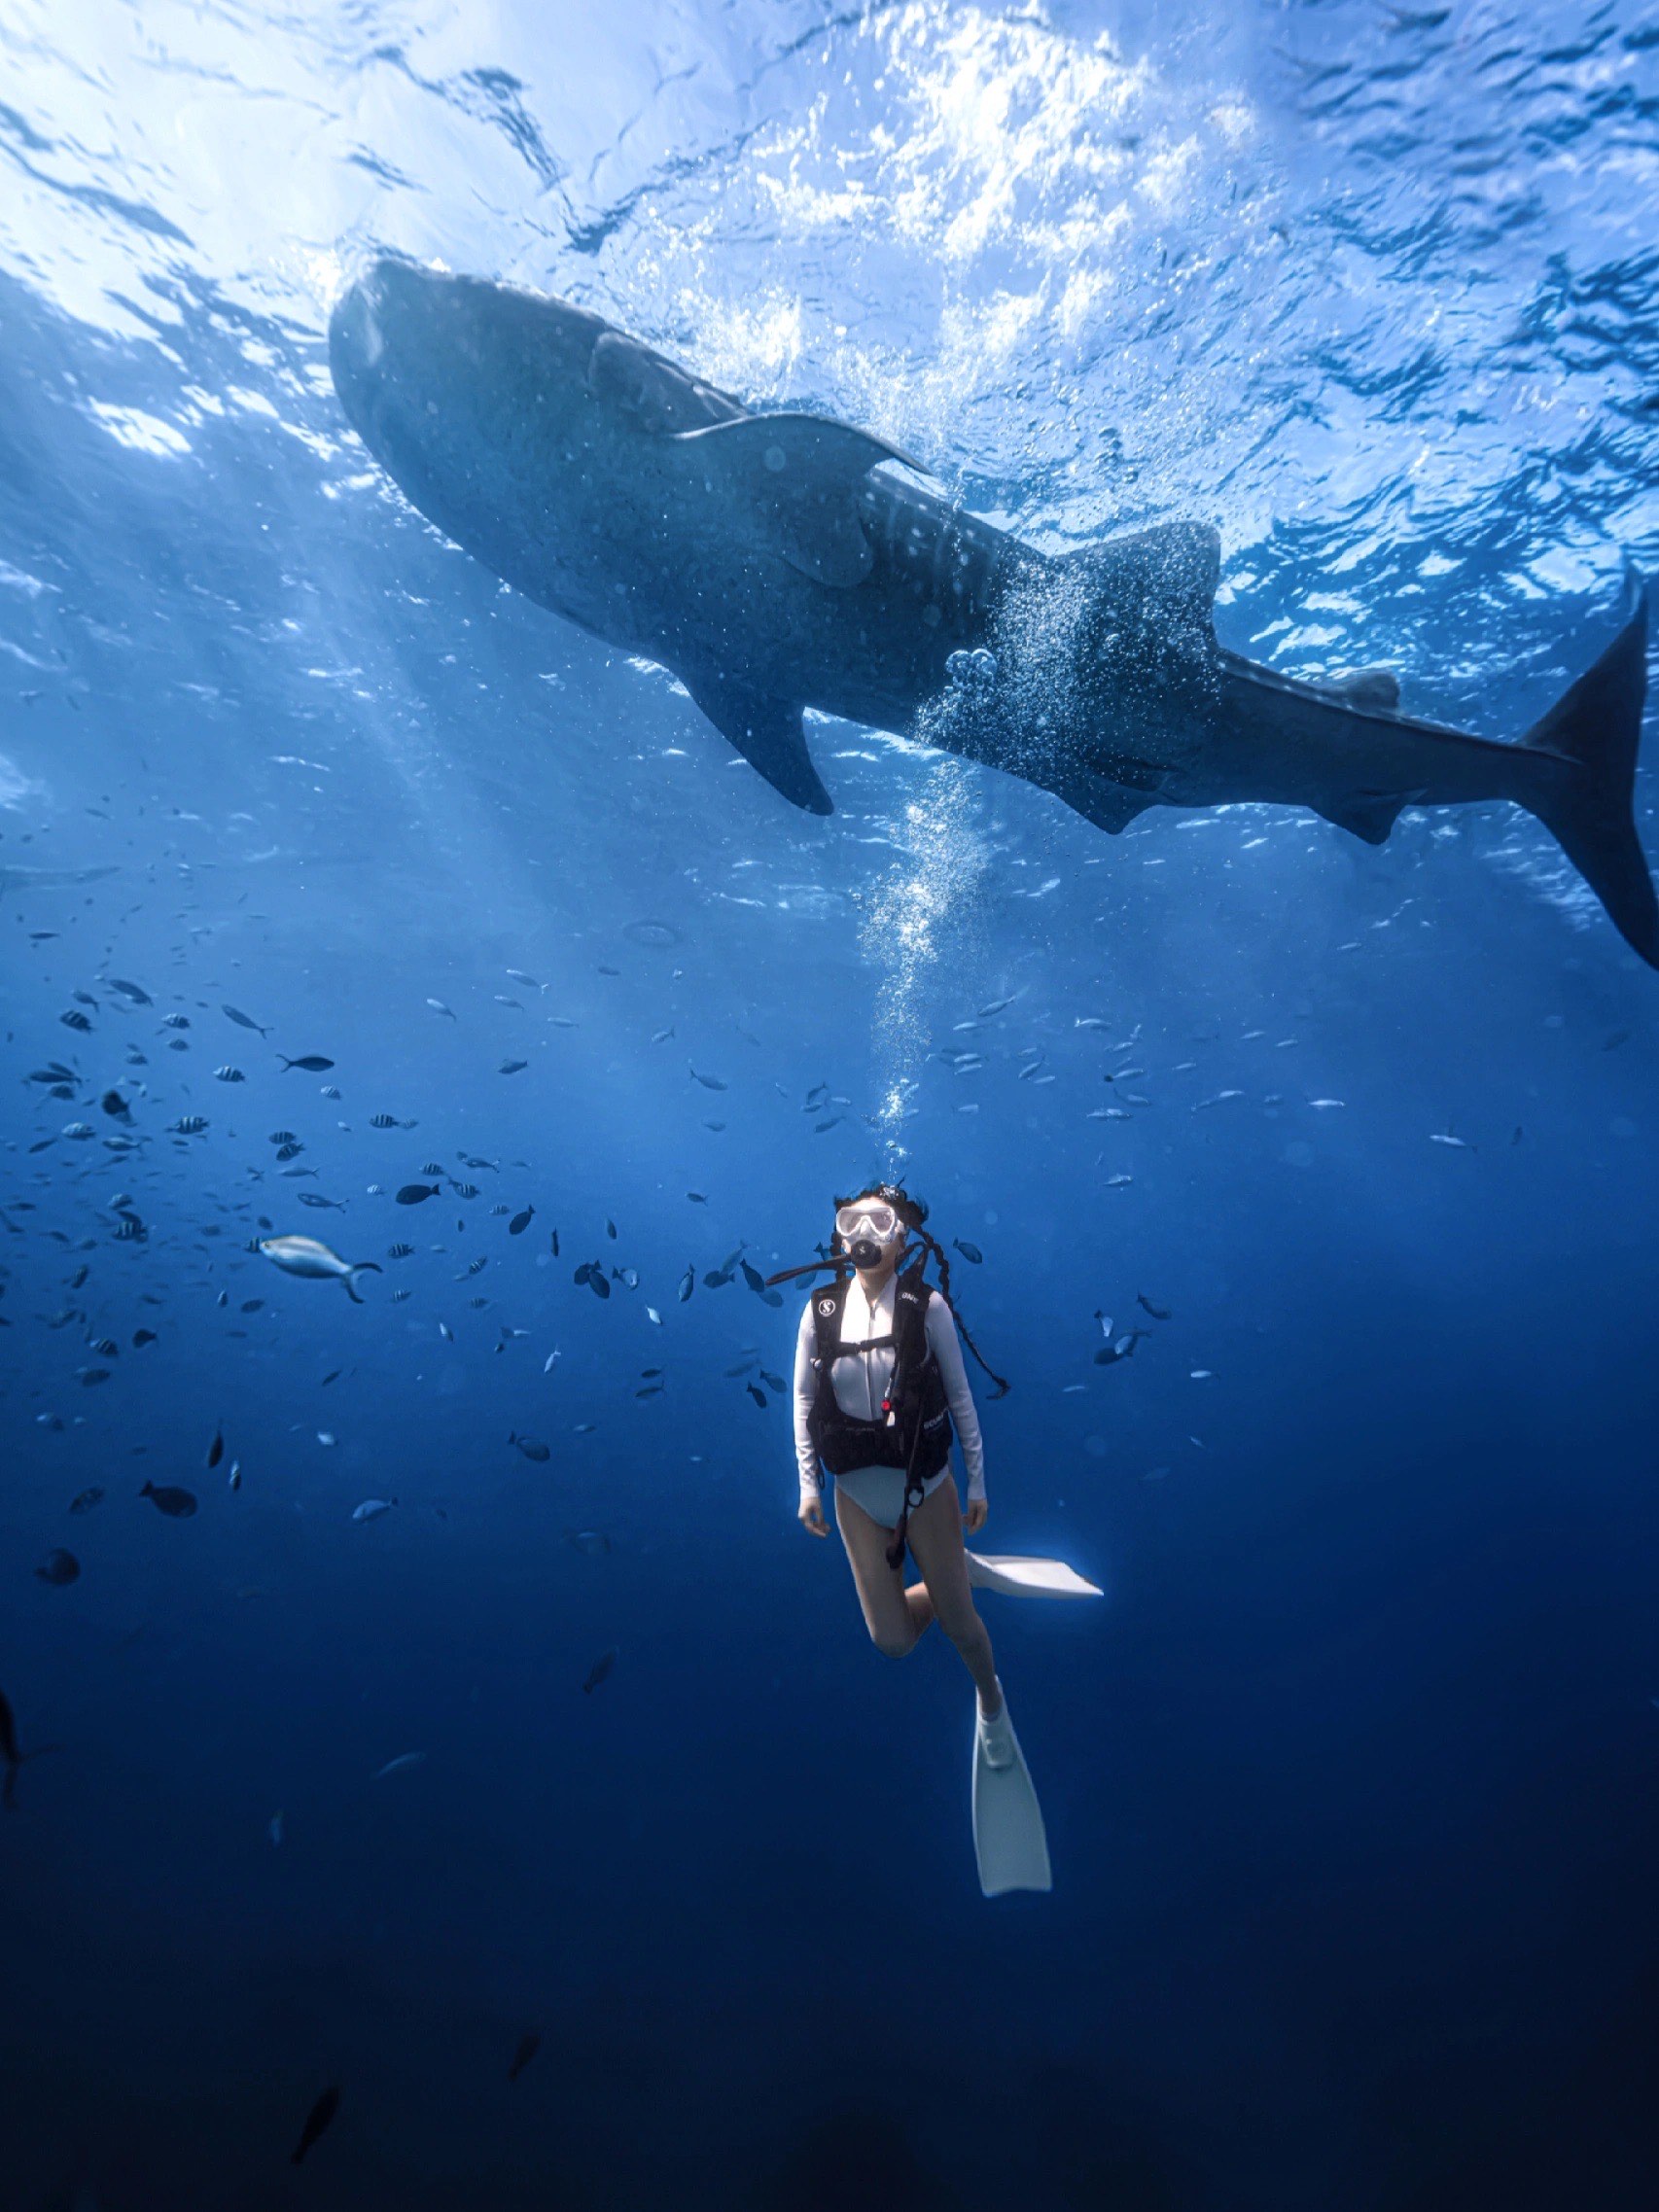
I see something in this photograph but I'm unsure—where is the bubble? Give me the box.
[623,919,682,948]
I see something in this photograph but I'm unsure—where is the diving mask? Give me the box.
[836,1199,905,1269]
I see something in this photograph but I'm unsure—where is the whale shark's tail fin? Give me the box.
[1521,583,1656,967]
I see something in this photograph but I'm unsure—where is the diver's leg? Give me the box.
[834,1486,934,1657]
[906,1477,1001,1713]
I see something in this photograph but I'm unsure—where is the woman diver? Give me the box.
[783,1181,1100,1895]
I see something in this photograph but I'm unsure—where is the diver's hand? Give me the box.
[798,1492,830,1538]
[964,1496,988,1535]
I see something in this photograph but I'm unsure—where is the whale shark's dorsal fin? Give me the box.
[672,414,928,588]
[681,667,833,816]
[1057,521,1220,632]
[1325,667,1401,713]
[588,332,742,436]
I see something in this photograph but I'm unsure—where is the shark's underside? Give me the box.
[329,261,1657,966]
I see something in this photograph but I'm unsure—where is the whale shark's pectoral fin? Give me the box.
[681,668,833,815]
[672,414,928,589]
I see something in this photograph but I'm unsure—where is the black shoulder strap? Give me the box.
[891,1264,935,1373]
[810,1273,852,1363]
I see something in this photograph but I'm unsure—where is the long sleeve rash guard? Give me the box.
[793,1274,986,1508]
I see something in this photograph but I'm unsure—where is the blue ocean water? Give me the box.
[3,3,1658,2205]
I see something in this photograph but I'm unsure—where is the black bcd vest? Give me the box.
[806,1264,954,1481]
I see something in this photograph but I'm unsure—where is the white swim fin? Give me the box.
[967,1552,1103,1600]
[971,1692,1052,1897]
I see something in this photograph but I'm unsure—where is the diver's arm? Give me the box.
[793,1301,830,1535]
[927,1297,985,1504]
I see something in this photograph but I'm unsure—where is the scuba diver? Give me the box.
[772,1182,1102,1896]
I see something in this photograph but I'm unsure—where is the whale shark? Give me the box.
[329,259,1655,966]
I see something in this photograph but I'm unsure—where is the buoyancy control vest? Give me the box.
[805,1262,954,1482]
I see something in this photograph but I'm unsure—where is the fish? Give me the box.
[276,1141,303,1160]
[68,1487,105,1514]
[59,1008,92,1032]
[207,1424,225,1469]
[369,1112,398,1129]
[458,1255,488,1278]
[352,1497,397,1522]
[396,1183,441,1205]
[386,1242,413,1259]
[268,1129,298,1144]
[549,1227,560,1257]
[278,1054,335,1072]
[161,1013,191,1030]
[498,1059,528,1074]
[509,1206,535,1235]
[100,1089,131,1121]
[564,1529,611,1556]
[427,997,456,1019]
[1430,1131,1472,1148]
[506,968,541,989]
[139,1481,197,1518]
[35,1548,81,1587]
[646,1306,661,1325]
[543,1350,561,1372]
[290,2086,341,2165]
[375,1751,426,1778]
[586,1269,611,1300]
[259,1234,383,1300]
[330,260,1659,965]
[222,1003,270,1036]
[952,1239,984,1264]
[0,1685,59,1809]
[1138,1293,1172,1320]
[678,1265,693,1302]
[298,1192,346,1211]
[213,1065,245,1082]
[688,1065,726,1091]
[582,1649,618,1695]
[510,1431,551,1461]
[508,2031,542,2082]
[106,977,152,1004]
[747,1383,766,1408]
[606,1218,618,1239]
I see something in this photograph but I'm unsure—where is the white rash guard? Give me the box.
[793,1270,986,1526]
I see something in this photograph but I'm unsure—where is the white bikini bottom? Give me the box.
[831,1462,952,1532]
